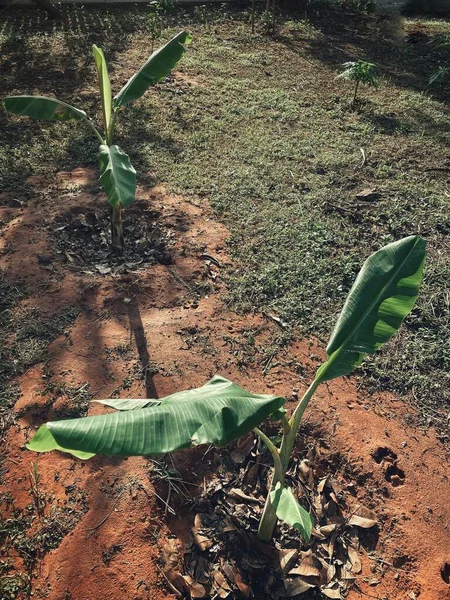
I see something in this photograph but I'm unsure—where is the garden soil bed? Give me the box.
[0,173,449,600]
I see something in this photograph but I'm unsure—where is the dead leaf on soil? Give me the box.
[321,583,342,598]
[348,505,377,529]
[278,548,299,573]
[347,546,362,574]
[192,514,213,551]
[280,578,314,597]
[182,575,207,598]
[230,435,255,464]
[227,488,261,504]
[161,538,181,570]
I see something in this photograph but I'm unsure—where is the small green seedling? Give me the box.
[27,236,426,543]
[3,32,191,253]
[428,65,450,87]
[337,60,379,105]
[147,1,163,53]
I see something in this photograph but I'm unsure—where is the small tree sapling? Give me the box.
[337,60,379,105]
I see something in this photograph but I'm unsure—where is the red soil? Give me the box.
[1,172,449,600]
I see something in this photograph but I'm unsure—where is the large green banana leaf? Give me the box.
[270,482,313,541]
[95,375,263,411]
[92,45,111,136]
[113,31,192,109]
[316,235,426,383]
[98,144,136,208]
[3,96,87,121]
[94,398,161,411]
[27,376,285,459]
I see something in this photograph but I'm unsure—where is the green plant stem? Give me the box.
[253,427,284,479]
[257,379,320,542]
[254,426,285,543]
[280,415,290,435]
[107,110,119,145]
[85,118,104,144]
[280,379,319,468]
[110,203,124,253]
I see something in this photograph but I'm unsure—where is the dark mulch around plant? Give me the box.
[162,430,381,600]
[50,202,173,275]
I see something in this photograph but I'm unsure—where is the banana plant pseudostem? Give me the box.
[27,236,426,543]
[3,31,191,253]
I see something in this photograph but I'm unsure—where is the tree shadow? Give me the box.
[126,295,158,399]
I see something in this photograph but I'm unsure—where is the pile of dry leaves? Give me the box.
[160,433,379,599]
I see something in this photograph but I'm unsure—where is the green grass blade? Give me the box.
[92,45,112,139]
[27,376,285,458]
[316,236,426,383]
[98,144,136,208]
[3,96,87,121]
[270,482,313,541]
[113,31,191,109]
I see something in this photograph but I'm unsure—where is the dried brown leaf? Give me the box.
[279,578,314,597]
[192,514,213,551]
[321,584,342,599]
[347,546,362,574]
[213,570,231,591]
[348,506,377,529]
[232,566,251,598]
[182,575,207,598]
[279,548,299,573]
[230,435,255,464]
[227,488,261,504]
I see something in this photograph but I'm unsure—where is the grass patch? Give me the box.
[1,5,449,439]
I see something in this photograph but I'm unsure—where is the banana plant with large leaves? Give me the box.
[27,236,426,544]
[3,31,191,253]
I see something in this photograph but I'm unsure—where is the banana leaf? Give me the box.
[316,235,426,383]
[113,31,192,108]
[3,96,86,121]
[98,144,136,208]
[270,482,313,541]
[27,376,285,459]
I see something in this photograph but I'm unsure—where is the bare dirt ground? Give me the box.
[0,168,449,600]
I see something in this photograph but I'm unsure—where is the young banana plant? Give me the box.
[3,31,192,253]
[27,236,426,543]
